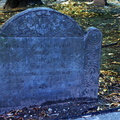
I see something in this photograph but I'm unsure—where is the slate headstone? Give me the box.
[0,7,102,113]
[94,0,105,6]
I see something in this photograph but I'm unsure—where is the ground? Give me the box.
[0,0,120,119]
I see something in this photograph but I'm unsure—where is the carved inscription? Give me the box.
[0,37,84,107]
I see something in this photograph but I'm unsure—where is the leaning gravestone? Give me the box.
[0,7,102,113]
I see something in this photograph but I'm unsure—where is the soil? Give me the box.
[0,99,98,120]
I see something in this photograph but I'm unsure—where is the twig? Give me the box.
[102,42,118,48]
[109,86,120,90]
[99,95,113,102]
[2,8,27,13]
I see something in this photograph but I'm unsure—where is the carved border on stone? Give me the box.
[83,27,102,98]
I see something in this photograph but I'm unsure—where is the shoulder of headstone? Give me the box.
[86,27,102,34]
[84,27,102,39]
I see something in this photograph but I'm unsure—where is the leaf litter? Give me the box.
[0,0,120,119]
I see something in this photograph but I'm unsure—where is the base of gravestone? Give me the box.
[0,98,98,119]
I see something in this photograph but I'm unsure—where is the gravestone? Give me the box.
[94,0,105,6]
[0,7,102,114]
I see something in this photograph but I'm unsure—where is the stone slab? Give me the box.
[0,37,84,105]
[94,0,105,6]
[0,7,102,113]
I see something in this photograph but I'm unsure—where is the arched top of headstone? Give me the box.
[0,7,84,37]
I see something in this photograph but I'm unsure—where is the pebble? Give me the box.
[24,115,27,118]
[7,113,13,116]
[48,108,52,113]
[51,113,59,116]
[63,109,67,112]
